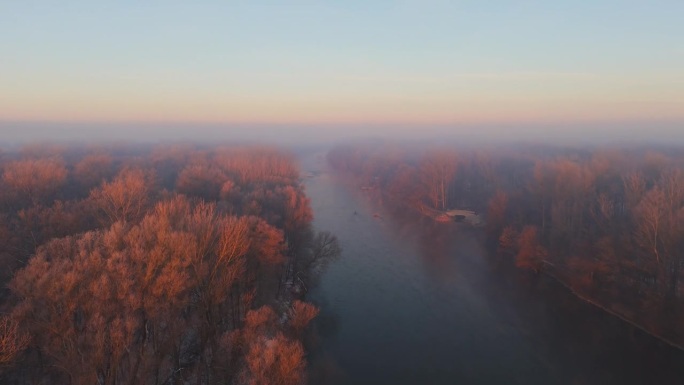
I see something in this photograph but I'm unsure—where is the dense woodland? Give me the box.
[328,142,684,346]
[0,143,340,385]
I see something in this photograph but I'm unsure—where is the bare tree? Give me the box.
[2,158,67,206]
[89,168,155,225]
[420,151,458,210]
[0,315,30,368]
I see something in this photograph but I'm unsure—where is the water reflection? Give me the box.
[302,154,684,385]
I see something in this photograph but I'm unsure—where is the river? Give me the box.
[300,152,684,385]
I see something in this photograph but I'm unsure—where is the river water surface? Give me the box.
[301,152,684,385]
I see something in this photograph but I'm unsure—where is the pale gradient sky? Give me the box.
[1,1,683,140]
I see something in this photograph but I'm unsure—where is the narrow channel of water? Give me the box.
[301,152,684,385]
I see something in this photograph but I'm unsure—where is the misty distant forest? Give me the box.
[2,141,684,384]
[0,144,340,385]
[328,142,684,347]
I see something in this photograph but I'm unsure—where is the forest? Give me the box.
[0,143,340,385]
[328,141,684,347]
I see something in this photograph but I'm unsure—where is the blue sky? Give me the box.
[0,1,682,140]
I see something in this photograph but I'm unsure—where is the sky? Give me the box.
[1,1,683,142]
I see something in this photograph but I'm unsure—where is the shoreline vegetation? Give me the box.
[0,143,340,385]
[327,141,684,351]
[545,269,684,351]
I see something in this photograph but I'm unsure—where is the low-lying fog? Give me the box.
[1,120,682,148]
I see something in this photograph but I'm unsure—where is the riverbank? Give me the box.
[346,168,684,353]
[544,268,684,352]
[300,153,684,384]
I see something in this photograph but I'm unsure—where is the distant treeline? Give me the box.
[0,143,340,385]
[328,142,684,346]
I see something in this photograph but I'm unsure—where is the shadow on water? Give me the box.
[300,152,684,385]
